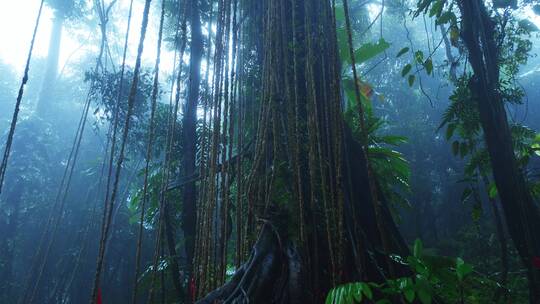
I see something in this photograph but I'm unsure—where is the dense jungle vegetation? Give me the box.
[1,0,540,303]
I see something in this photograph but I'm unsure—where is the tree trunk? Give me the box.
[491,197,509,302]
[439,24,457,82]
[37,13,64,116]
[182,0,204,299]
[164,202,185,300]
[194,0,409,302]
[458,1,540,301]
[196,125,409,303]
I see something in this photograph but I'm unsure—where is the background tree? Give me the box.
[414,0,540,300]
[37,0,87,116]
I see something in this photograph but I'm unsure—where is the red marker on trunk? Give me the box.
[97,287,103,304]
[190,277,197,301]
[533,257,540,269]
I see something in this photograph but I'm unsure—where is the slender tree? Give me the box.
[457,0,540,301]
[37,0,85,116]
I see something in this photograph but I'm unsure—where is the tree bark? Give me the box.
[164,202,185,300]
[194,0,409,302]
[458,1,540,301]
[195,125,409,304]
[439,24,457,82]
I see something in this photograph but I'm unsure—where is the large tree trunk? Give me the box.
[37,13,64,116]
[194,0,409,302]
[182,0,204,301]
[458,1,540,301]
[196,125,409,303]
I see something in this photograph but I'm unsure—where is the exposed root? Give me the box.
[196,225,303,304]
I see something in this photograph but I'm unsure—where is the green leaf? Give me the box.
[354,38,391,64]
[334,5,345,22]
[415,0,432,17]
[342,286,348,302]
[531,182,540,199]
[456,257,473,281]
[402,64,412,77]
[396,47,410,57]
[338,287,346,304]
[337,28,351,64]
[418,289,432,304]
[532,133,540,154]
[404,289,416,303]
[414,50,424,63]
[360,282,373,300]
[408,75,416,87]
[325,288,335,304]
[436,11,456,26]
[429,0,444,17]
[424,58,433,75]
[532,142,540,156]
[488,183,498,199]
[352,283,363,302]
[413,239,423,258]
[379,135,408,145]
[450,26,459,46]
[407,255,428,275]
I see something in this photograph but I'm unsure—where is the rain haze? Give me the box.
[1,0,540,303]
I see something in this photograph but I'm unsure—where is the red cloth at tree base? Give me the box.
[533,257,540,269]
[97,287,103,304]
[190,276,197,301]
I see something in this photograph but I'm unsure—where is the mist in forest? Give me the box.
[1,0,540,303]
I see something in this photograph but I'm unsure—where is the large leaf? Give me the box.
[334,4,345,22]
[417,289,432,304]
[456,257,473,281]
[408,75,416,87]
[360,282,373,300]
[354,38,391,64]
[436,11,456,26]
[402,64,412,77]
[424,58,433,75]
[532,134,540,156]
[488,182,498,199]
[428,0,444,17]
[396,47,410,58]
[378,135,408,146]
[337,27,351,63]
